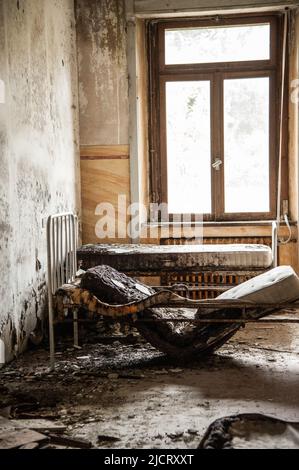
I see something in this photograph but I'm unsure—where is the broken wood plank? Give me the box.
[0,429,49,449]
[47,434,92,449]
[15,412,59,420]
[11,420,67,434]
[97,435,121,444]
[20,442,40,450]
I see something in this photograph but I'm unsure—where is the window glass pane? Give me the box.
[165,24,270,65]
[166,81,211,214]
[224,77,270,213]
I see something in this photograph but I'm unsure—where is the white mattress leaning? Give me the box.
[217,265,299,303]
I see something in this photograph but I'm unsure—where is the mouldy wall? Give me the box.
[76,0,131,244]
[0,0,81,363]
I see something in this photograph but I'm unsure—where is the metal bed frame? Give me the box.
[47,213,78,369]
[47,213,291,370]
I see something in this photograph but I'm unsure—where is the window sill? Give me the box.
[143,220,297,227]
[141,220,297,240]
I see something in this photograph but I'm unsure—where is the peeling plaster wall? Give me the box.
[76,0,129,145]
[0,0,81,363]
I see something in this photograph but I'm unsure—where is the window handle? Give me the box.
[212,158,222,171]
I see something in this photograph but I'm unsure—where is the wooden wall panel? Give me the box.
[279,242,299,273]
[81,146,131,244]
[289,10,299,222]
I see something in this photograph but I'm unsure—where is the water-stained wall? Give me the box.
[76,0,129,145]
[0,0,81,363]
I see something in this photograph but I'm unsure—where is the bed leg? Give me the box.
[73,309,79,348]
[48,295,55,371]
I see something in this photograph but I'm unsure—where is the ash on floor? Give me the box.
[1,322,299,449]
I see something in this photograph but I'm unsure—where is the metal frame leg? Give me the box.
[73,309,79,348]
[48,294,55,370]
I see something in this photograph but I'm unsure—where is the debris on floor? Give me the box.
[199,413,299,449]
[0,428,49,450]
[1,322,299,449]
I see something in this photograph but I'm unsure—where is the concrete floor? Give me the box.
[1,322,299,448]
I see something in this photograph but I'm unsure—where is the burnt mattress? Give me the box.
[77,243,273,272]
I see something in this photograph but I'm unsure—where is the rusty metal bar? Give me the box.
[155,301,299,309]
[133,318,299,324]
[153,285,230,292]
[54,317,299,325]
[56,285,299,319]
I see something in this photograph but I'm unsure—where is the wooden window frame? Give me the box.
[148,13,288,222]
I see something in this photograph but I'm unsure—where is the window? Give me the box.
[148,14,288,221]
